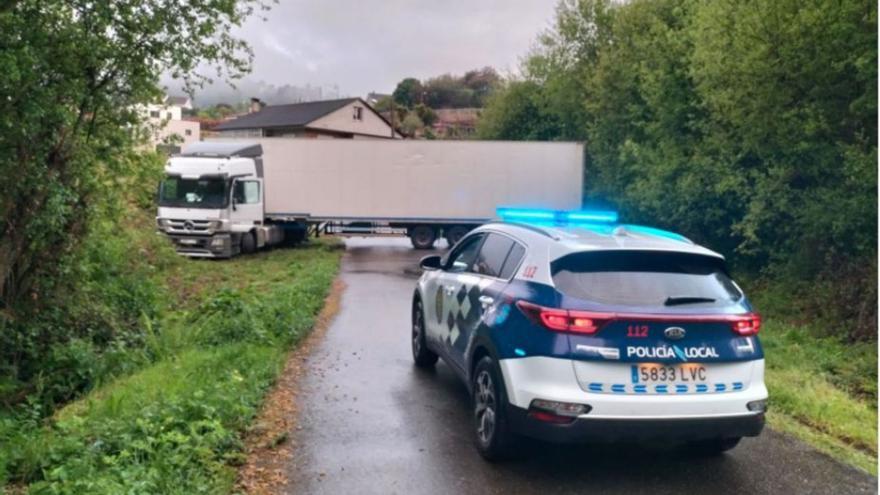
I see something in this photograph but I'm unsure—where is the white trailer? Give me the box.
[156,139,584,257]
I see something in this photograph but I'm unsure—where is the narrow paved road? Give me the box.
[286,238,876,495]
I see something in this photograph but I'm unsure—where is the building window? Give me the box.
[166,112,173,120]
[149,110,160,118]
[353,106,363,121]
[185,129,192,136]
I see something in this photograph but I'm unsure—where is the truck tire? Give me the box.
[409,225,436,250]
[241,231,257,254]
[445,226,469,247]
[282,226,306,247]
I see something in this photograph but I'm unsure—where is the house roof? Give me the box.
[215,97,360,131]
[434,108,480,125]
[167,95,191,106]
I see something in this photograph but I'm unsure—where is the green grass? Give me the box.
[761,319,877,475]
[0,241,342,493]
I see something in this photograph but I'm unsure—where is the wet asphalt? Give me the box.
[286,238,877,495]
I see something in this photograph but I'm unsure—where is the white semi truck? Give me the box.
[156,139,584,257]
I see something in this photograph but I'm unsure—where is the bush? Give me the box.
[0,155,171,410]
[478,0,877,339]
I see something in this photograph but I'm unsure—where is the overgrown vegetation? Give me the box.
[0,215,342,492]
[0,3,346,490]
[375,68,500,137]
[391,68,501,109]
[760,320,877,474]
[479,0,877,470]
[0,0,271,409]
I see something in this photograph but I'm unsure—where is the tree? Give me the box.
[392,77,423,107]
[477,81,567,140]
[424,74,474,108]
[478,0,877,338]
[400,112,425,136]
[0,0,268,313]
[463,67,501,106]
[414,103,438,126]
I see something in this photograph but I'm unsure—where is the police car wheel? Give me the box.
[472,356,517,461]
[412,299,438,367]
[689,437,741,455]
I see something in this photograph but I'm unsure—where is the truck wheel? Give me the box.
[241,231,256,254]
[445,226,469,247]
[282,227,306,247]
[409,225,436,250]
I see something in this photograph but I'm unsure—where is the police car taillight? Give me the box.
[730,313,762,336]
[516,301,612,335]
[518,301,762,337]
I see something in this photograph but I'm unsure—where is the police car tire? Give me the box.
[241,231,257,254]
[472,356,518,462]
[412,299,439,367]
[690,437,741,455]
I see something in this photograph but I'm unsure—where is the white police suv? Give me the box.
[411,209,767,460]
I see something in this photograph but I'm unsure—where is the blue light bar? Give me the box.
[565,210,619,223]
[496,207,556,222]
[622,224,691,243]
[497,207,619,225]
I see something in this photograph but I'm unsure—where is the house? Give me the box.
[214,97,402,139]
[138,95,200,151]
[431,108,481,138]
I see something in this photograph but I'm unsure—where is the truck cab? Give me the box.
[156,142,285,257]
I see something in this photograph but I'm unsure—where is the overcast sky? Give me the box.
[193,0,557,101]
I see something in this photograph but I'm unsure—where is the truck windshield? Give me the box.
[158,176,228,209]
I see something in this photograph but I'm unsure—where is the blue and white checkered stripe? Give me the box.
[587,382,745,394]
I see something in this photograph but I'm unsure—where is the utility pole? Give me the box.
[390,98,395,138]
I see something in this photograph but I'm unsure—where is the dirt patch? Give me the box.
[235,278,345,494]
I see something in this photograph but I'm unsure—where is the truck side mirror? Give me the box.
[420,255,443,271]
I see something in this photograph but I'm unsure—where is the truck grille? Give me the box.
[164,219,212,234]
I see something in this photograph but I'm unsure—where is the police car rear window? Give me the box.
[550,251,743,308]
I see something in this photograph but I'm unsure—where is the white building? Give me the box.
[139,95,201,150]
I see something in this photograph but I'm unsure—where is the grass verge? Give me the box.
[1,240,342,493]
[760,319,877,475]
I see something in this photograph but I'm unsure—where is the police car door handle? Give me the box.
[478,295,494,307]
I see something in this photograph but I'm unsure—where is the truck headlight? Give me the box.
[156,218,168,228]
[211,236,226,247]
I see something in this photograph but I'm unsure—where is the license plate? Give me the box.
[633,364,707,383]
[178,239,198,245]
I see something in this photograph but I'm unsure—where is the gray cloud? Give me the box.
[180,0,556,105]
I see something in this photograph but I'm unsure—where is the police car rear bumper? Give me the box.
[499,356,768,432]
[507,405,764,443]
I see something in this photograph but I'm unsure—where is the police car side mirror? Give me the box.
[420,255,442,271]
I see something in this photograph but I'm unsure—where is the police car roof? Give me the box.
[477,222,724,260]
